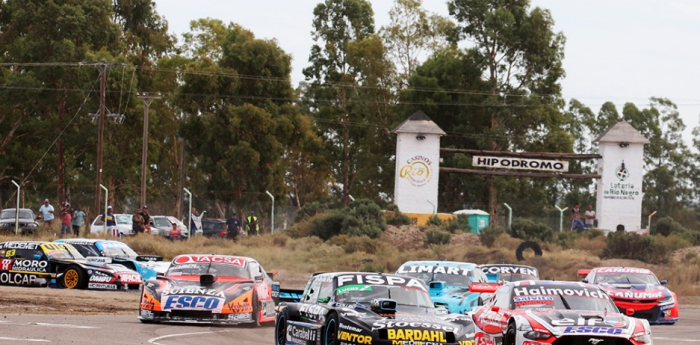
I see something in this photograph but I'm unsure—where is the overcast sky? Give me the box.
[154,0,700,143]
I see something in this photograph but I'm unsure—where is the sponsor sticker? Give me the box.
[397,265,472,276]
[596,268,651,274]
[336,284,372,294]
[514,295,554,306]
[563,326,623,335]
[337,274,427,292]
[481,265,538,277]
[608,291,663,299]
[162,295,222,310]
[0,272,38,285]
[11,260,49,273]
[227,313,252,321]
[173,255,246,266]
[3,242,39,250]
[513,286,606,299]
[88,283,118,290]
[89,274,114,283]
[373,320,458,333]
[162,288,225,298]
[384,329,447,343]
[1,258,13,271]
[286,323,316,342]
[338,331,371,344]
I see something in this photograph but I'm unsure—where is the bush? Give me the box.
[272,235,288,247]
[601,231,669,264]
[340,199,386,239]
[655,234,692,251]
[343,236,382,254]
[480,225,506,248]
[427,215,443,226]
[310,210,350,240]
[425,230,451,246]
[652,217,687,237]
[557,231,581,249]
[386,211,412,226]
[446,214,472,233]
[585,228,605,239]
[294,202,328,223]
[510,219,555,243]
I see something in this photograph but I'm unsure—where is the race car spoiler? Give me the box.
[577,269,591,276]
[468,280,500,293]
[278,288,304,303]
[136,255,164,262]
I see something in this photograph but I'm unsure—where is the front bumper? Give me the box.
[613,300,678,324]
[139,309,255,324]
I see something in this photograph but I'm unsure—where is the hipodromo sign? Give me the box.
[472,156,569,172]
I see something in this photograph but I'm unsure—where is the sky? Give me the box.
[154,0,700,144]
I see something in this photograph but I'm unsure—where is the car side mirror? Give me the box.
[255,275,263,281]
[581,279,588,283]
[491,306,500,313]
[660,280,668,285]
[200,274,217,286]
[626,308,634,316]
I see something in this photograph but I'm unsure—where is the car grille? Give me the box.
[554,336,632,345]
[170,310,213,319]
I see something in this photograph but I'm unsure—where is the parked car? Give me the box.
[150,216,191,238]
[201,218,227,238]
[0,208,40,235]
[89,214,134,236]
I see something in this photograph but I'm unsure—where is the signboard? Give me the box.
[399,155,434,187]
[602,162,641,201]
[472,156,569,172]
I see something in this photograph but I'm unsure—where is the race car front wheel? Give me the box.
[322,312,339,345]
[275,308,288,345]
[62,266,87,289]
[252,290,261,326]
[504,322,517,345]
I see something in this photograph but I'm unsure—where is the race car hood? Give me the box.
[145,276,256,312]
[526,309,633,336]
[599,283,669,300]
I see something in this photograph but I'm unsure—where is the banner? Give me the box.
[472,156,569,172]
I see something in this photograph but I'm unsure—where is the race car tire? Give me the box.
[515,241,543,261]
[322,312,339,345]
[62,266,87,289]
[252,290,261,327]
[504,322,517,345]
[275,308,289,345]
[139,318,159,324]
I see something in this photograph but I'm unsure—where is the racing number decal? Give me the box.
[41,243,66,252]
[5,249,15,257]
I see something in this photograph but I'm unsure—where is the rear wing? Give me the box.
[484,272,500,283]
[267,270,279,281]
[577,269,591,277]
[468,280,500,293]
[277,288,304,303]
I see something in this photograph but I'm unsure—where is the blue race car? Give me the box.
[55,239,169,280]
[396,260,498,314]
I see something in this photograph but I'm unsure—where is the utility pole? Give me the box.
[86,60,126,213]
[137,93,161,208]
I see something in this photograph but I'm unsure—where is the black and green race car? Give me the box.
[275,272,476,345]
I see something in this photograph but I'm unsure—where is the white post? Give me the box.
[266,191,275,235]
[11,180,20,235]
[184,188,192,239]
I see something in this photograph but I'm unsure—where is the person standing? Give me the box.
[72,205,86,236]
[36,199,55,230]
[186,207,199,234]
[246,211,259,236]
[140,206,152,235]
[133,207,144,234]
[101,206,117,237]
[585,205,596,229]
[571,203,585,233]
[59,203,72,238]
[226,213,241,241]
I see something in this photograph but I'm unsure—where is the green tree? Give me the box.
[447,0,567,222]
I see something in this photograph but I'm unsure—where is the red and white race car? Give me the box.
[471,280,653,345]
[139,254,280,325]
[579,267,678,324]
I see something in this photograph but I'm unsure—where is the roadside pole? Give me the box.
[266,191,275,235]
[184,188,192,239]
[555,205,568,232]
[503,203,512,230]
[101,184,108,238]
[11,180,20,235]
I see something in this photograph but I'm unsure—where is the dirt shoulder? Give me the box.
[0,285,139,315]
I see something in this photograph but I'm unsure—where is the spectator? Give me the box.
[133,207,144,234]
[140,206,152,235]
[72,205,86,236]
[60,203,72,238]
[101,206,117,237]
[169,222,181,241]
[585,205,596,229]
[186,207,199,233]
[246,211,259,236]
[36,199,55,230]
[226,213,241,241]
[571,203,585,233]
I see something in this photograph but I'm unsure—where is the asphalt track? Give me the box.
[0,309,697,344]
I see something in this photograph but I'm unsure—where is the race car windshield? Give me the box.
[102,245,138,258]
[167,263,251,279]
[594,273,659,285]
[335,285,434,308]
[45,246,84,260]
[513,295,617,312]
[499,273,537,282]
[399,267,471,286]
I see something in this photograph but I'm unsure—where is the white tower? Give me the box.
[393,111,446,214]
[594,121,650,231]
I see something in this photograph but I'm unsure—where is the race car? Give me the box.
[396,260,495,314]
[275,272,476,345]
[55,239,170,279]
[471,280,653,345]
[579,266,678,324]
[138,254,280,325]
[0,241,142,290]
[480,264,539,283]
